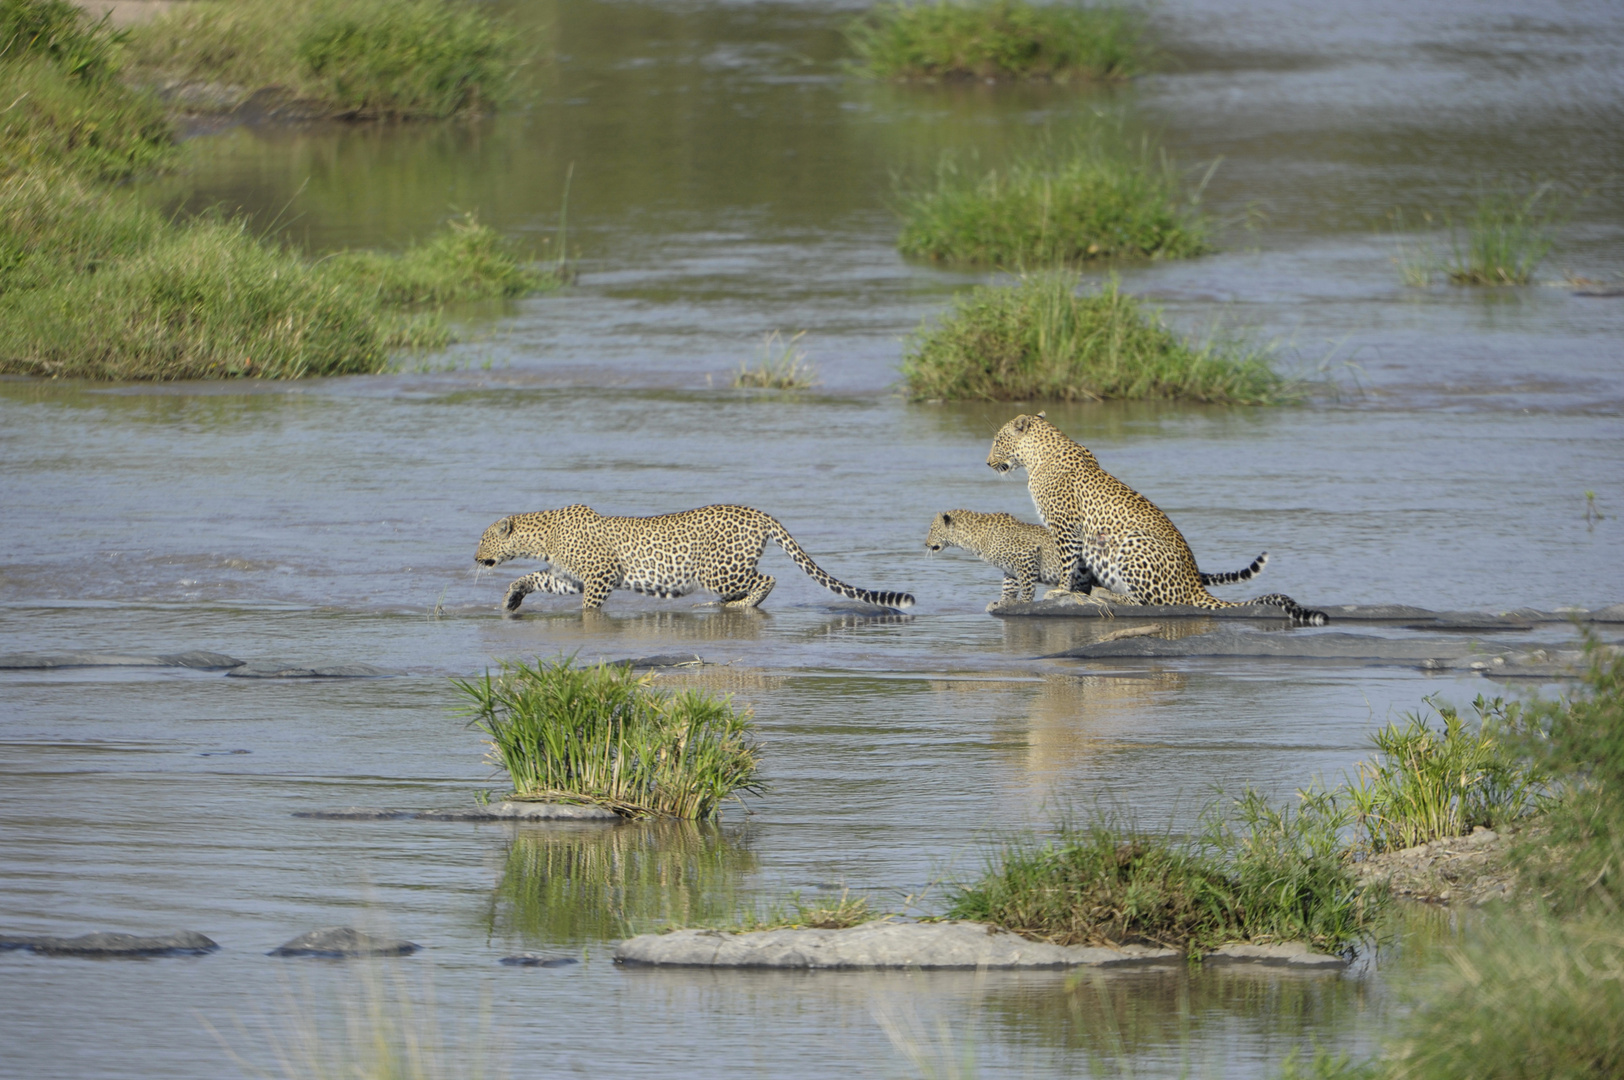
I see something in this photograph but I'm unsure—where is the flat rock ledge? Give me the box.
[0,930,219,957]
[1355,826,1519,906]
[995,600,1624,628]
[269,927,420,958]
[0,651,397,678]
[295,801,621,822]
[613,922,1343,971]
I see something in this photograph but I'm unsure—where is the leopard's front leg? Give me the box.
[503,570,581,612]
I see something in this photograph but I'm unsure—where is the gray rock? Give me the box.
[611,654,704,669]
[1048,629,1494,665]
[269,927,420,958]
[226,661,397,679]
[614,922,1180,970]
[1588,603,1624,622]
[499,952,579,967]
[1202,942,1346,969]
[0,930,219,957]
[295,801,621,822]
[0,651,242,670]
[992,601,1304,621]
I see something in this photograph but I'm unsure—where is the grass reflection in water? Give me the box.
[489,821,757,945]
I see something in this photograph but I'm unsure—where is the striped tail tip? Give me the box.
[863,590,914,611]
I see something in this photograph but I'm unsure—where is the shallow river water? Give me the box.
[3,1,1623,1077]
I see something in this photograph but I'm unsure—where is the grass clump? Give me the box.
[732,330,819,390]
[457,657,762,821]
[123,0,520,119]
[845,0,1142,83]
[902,273,1286,403]
[1393,183,1565,287]
[326,213,565,306]
[726,890,876,932]
[1346,694,1549,853]
[898,140,1209,267]
[948,791,1380,955]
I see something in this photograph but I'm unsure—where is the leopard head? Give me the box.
[475,514,548,568]
[925,511,966,553]
[986,411,1049,474]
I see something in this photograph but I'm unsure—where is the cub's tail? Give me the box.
[768,521,914,611]
[1248,592,1328,627]
[1200,551,1269,587]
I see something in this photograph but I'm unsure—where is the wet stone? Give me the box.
[1202,942,1347,969]
[500,952,579,967]
[269,927,420,958]
[0,650,242,670]
[612,653,704,669]
[0,930,219,957]
[226,660,397,679]
[615,922,1180,970]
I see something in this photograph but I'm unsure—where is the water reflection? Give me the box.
[489,820,756,944]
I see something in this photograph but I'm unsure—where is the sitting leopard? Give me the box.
[925,509,1269,611]
[985,413,1328,626]
[475,504,914,613]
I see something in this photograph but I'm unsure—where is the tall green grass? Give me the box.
[123,0,520,118]
[457,658,762,820]
[1346,694,1549,852]
[1394,183,1564,287]
[732,330,819,390]
[845,0,1142,83]
[948,790,1381,954]
[898,140,1209,266]
[901,273,1287,403]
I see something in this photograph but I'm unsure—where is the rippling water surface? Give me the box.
[3,0,1622,1076]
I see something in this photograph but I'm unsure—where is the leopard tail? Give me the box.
[767,520,915,610]
[1199,551,1269,586]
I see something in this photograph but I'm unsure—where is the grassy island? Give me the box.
[0,0,558,381]
[122,0,520,119]
[898,140,1209,267]
[845,0,1141,83]
[458,658,762,821]
[902,273,1286,403]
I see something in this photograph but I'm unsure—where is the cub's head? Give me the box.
[475,515,541,568]
[986,411,1050,474]
[925,511,961,553]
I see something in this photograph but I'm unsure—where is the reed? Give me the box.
[1445,184,1561,285]
[1345,694,1550,853]
[897,139,1208,267]
[901,273,1287,403]
[456,658,762,820]
[727,889,875,932]
[845,0,1142,83]
[123,0,520,119]
[732,330,819,390]
[947,791,1380,954]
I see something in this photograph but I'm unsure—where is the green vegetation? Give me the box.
[732,330,819,390]
[457,658,762,820]
[948,791,1380,954]
[901,273,1286,403]
[0,0,555,381]
[0,0,174,180]
[1394,183,1564,287]
[724,890,876,932]
[123,0,520,119]
[1345,694,1549,852]
[898,140,1209,267]
[845,0,1142,83]
[326,213,565,306]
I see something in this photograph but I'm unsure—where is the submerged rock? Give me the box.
[269,927,420,958]
[612,654,705,669]
[295,801,621,822]
[0,930,219,957]
[226,660,397,679]
[499,952,580,967]
[1202,942,1346,969]
[0,651,242,670]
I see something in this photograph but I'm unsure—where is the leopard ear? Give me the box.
[499,516,514,537]
[1035,411,1046,420]
[941,512,953,526]
[1011,415,1030,433]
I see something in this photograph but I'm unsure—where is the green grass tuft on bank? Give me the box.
[123,0,520,118]
[898,139,1208,267]
[845,0,1142,82]
[948,790,1380,955]
[732,330,819,390]
[457,658,762,821]
[326,213,566,306]
[902,273,1287,403]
